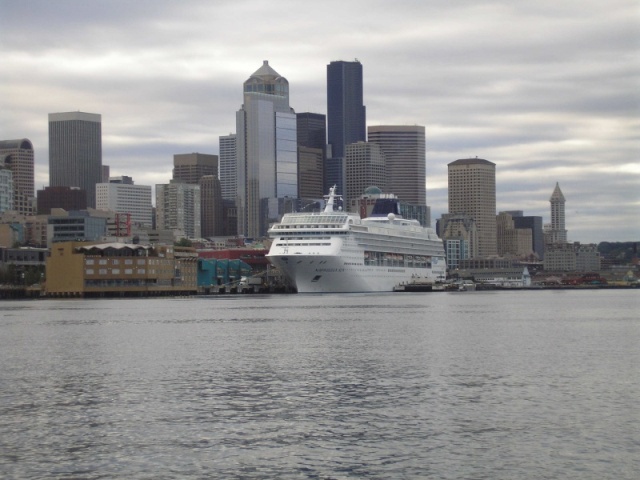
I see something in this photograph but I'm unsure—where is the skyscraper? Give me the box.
[326,60,366,196]
[448,158,497,258]
[236,60,297,238]
[297,112,326,150]
[219,134,237,201]
[549,182,567,243]
[345,142,386,209]
[199,175,224,238]
[0,138,35,215]
[156,181,201,240]
[297,112,326,199]
[367,125,426,205]
[173,153,218,184]
[49,112,102,208]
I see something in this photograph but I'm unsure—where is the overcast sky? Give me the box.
[1,0,638,243]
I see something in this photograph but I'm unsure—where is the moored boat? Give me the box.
[266,186,446,293]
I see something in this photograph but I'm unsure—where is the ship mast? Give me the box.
[323,185,342,213]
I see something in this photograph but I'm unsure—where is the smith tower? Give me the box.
[549,182,567,243]
[236,61,297,238]
[326,60,366,196]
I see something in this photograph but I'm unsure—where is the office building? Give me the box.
[548,182,567,244]
[0,167,13,214]
[199,175,224,238]
[367,126,426,206]
[48,112,102,208]
[496,212,533,258]
[0,139,35,215]
[219,134,237,201]
[448,158,497,258]
[95,176,153,227]
[48,210,107,244]
[236,61,297,238]
[297,112,326,150]
[438,214,478,270]
[156,181,201,240]
[326,60,366,196]
[298,147,325,200]
[45,241,197,297]
[345,142,386,209]
[504,211,545,260]
[37,186,87,214]
[367,125,431,225]
[544,242,600,272]
[297,112,326,199]
[173,153,218,184]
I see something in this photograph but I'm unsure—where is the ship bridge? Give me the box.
[271,212,353,230]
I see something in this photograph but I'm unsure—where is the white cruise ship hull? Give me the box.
[268,252,445,293]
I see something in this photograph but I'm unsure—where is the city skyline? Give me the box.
[0,0,638,243]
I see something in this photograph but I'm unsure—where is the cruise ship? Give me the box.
[266,187,447,293]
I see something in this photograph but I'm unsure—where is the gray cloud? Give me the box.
[1,0,638,243]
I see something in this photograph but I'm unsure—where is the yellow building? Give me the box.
[45,241,197,297]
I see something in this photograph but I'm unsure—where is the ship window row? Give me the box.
[278,236,331,241]
[364,251,432,268]
[277,231,347,237]
[276,242,331,247]
[280,214,348,225]
[275,224,345,229]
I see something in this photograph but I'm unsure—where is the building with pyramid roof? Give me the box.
[236,61,297,238]
[548,182,567,244]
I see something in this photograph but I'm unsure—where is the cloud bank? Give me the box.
[1,0,638,242]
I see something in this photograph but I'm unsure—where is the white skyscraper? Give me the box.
[219,134,237,201]
[236,61,297,238]
[156,181,201,240]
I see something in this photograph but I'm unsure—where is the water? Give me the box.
[1,290,638,479]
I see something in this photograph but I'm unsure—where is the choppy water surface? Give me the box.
[1,290,638,479]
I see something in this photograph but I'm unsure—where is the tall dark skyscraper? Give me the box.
[326,60,366,195]
[296,112,326,150]
[49,112,102,208]
[296,113,326,199]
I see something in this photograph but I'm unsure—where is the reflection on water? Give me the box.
[1,291,639,479]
